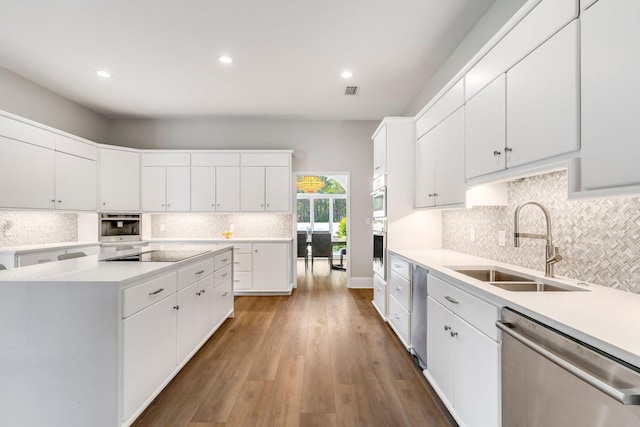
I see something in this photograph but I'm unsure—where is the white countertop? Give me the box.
[389,248,640,369]
[0,241,101,254]
[0,244,234,287]
[147,237,293,243]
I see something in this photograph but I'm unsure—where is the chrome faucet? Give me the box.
[514,201,562,278]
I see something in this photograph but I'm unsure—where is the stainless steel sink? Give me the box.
[453,269,533,283]
[448,266,587,292]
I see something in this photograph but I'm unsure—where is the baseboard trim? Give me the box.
[349,277,373,289]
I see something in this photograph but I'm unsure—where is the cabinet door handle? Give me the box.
[234,279,240,282]
[221,273,228,278]
[38,259,52,263]
[57,200,62,203]
[222,291,229,297]
[233,261,240,264]
[148,288,164,296]
[444,296,459,304]
[196,291,202,296]
[173,305,180,310]
[428,193,434,198]
[195,270,205,275]
[444,325,451,331]
[505,147,513,153]
[375,166,381,170]
[102,202,107,205]
[201,289,206,294]
[221,258,229,262]
[394,313,401,319]
[394,263,402,268]
[394,285,401,290]
[450,331,458,338]
[493,150,501,156]
[50,199,56,203]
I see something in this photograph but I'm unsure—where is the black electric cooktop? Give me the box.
[102,249,210,263]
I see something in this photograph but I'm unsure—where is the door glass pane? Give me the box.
[333,198,347,236]
[314,198,330,231]
[297,199,310,223]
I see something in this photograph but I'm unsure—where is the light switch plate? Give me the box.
[498,230,506,246]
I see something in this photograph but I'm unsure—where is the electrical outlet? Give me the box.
[4,220,13,237]
[498,230,506,247]
[469,228,475,242]
[365,218,371,225]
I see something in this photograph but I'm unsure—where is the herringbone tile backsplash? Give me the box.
[443,170,640,294]
[151,213,293,239]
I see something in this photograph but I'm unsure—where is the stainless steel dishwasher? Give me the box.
[410,264,428,370]
[498,307,640,426]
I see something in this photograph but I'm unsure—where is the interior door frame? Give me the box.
[292,171,351,288]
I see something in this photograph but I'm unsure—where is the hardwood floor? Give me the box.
[132,262,456,427]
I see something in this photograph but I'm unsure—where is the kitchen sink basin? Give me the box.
[453,269,533,283]
[448,266,588,292]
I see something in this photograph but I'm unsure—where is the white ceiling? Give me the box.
[0,0,495,120]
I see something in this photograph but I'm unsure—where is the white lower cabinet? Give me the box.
[122,293,178,421]
[426,275,500,427]
[121,250,233,425]
[372,274,387,319]
[248,242,291,293]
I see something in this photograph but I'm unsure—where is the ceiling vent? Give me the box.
[344,86,358,95]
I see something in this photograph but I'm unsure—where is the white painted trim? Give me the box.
[349,277,373,289]
[294,170,351,287]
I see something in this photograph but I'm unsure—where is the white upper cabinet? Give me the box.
[415,108,465,208]
[99,148,140,212]
[55,151,97,211]
[0,117,97,211]
[465,0,579,100]
[240,166,266,211]
[166,167,190,212]
[0,135,55,209]
[141,153,191,212]
[191,153,241,212]
[464,75,507,179]
[580,0,640,191]
[265,166,290,212]
[415,131,436,208]
[141,167,167,212]
[373,124,387,178]
[416,80,464,140]
[215,167,241,212]
[240,153,291,212]
[191,167,216,212]
[506,19,580,168]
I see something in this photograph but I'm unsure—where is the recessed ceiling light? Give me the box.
[341,70,353,79]
[219,56,233,64]
[96,70,111,78]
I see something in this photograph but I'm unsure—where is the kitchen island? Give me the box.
[0,244,234,427]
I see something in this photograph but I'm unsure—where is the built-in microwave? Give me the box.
[372,175,387,219]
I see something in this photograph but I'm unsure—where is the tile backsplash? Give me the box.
[150,213,293,239]
[0,212,78,247]
[443,170,640,294]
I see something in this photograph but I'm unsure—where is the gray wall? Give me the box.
[0,67,110,142]
[404,0,528,116]
[109,118,378,280]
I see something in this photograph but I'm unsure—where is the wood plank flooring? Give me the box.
[132,262,456,427]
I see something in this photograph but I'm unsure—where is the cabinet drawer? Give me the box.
[214,251,233,270]
[389,253,410,280]
[372,275,387,319]
[428,275,499,341]
[388,295,410,348]
[233,243,252,254]
[177,258,214,290]
[233,253,252,272]
[215,264,232,284]
[233,271,252,291]
[122,272,177,318]
[388,270,411,311]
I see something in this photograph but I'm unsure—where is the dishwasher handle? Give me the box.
[496,320,640,405]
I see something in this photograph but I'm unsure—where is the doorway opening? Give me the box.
[295,174,349,281]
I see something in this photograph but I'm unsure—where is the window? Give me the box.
[296,175,347,235]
